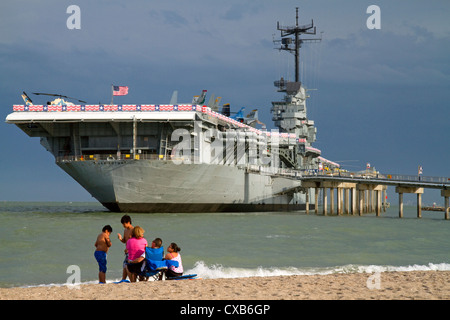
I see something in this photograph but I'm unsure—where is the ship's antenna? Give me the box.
[274,7,321,83]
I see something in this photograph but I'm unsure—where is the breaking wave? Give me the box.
[186,261,450,279]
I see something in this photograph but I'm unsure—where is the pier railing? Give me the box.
[299,171,450,186]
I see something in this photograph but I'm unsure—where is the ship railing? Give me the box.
[56,153,168,162]
[56,154,218,162]
[55,154,302,177]
[55,155,450,185]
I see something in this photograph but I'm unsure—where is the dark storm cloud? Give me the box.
[1,0,449,202]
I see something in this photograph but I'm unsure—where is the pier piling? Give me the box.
[442,190,450,220]
[301,174,449,220]
[395,187,424,218]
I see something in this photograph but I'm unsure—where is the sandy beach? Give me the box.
[0,271,448,300]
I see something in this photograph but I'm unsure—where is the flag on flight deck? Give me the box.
[113,86,129,96]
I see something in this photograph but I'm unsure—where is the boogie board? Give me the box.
[166,274,198,280]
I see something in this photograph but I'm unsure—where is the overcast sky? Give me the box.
[1,0,449,204]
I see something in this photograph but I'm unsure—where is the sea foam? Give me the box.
[185,261,450,279]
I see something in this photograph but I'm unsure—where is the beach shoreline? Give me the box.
[0,271,448,300]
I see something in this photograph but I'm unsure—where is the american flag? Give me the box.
[113,86,129,96]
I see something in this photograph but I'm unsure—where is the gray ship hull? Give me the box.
[57,159,307,213]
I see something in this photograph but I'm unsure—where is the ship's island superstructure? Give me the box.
[6,8,340,212]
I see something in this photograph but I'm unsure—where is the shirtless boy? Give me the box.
[94,225,112,284]
[117,215,133,283]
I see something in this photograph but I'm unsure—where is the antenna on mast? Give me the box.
[274,7,321,84]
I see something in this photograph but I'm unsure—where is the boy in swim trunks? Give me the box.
[117,215,133,283]
[94,225,112,284]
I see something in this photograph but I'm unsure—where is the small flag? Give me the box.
[418,166,423,175]
[113,86,129,96]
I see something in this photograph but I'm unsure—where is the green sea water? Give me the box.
[0,201,449,288]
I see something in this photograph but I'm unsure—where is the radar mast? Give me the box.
[275,7,321,83]
[271,7,323,171]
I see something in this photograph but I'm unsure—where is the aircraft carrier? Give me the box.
[6,8,340,213]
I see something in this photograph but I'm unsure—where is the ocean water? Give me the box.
[0,201,449,288]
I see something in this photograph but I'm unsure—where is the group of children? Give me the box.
[94,214,183,284]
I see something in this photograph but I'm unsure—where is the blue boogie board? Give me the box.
[166,274,198,280]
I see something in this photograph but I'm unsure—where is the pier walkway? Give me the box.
[297,172,450,219]
[250,164,450,219]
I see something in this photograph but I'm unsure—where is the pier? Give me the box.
[299,173,450,219]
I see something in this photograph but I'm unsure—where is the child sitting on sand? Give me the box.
[94,225,112,284]
[164,242,184,278]
[126,226,148,282]
[151,238,163,251]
